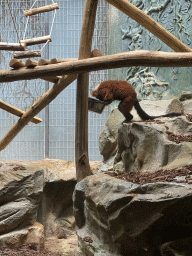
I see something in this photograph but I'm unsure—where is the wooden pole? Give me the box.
[75,0,99,182]
[50,58,78,64]
[24,3,59,17]
[49,50,101,64]
[13,50,41,59]
[0,42,26,51]
[0,100,42,124]
[2,50,192,82]
[106,0,192,52]
[20,35,52,46]
[0,74,77,151]
[39,60,63,82]
[42,76,62,83]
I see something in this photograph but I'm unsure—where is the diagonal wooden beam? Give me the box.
[106,0,192,52]
[75,0,99,182]
[0,74,77,151]
[0,99,42,124]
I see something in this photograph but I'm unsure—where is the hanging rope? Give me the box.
[41,7,57,51]
[5,0,59,58]
[49,9,57,36]
[6,0,21,44]
[41,39,50,51]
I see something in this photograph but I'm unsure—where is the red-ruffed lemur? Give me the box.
[91,80,181,123]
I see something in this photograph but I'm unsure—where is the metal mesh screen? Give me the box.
[89,0,109,160]
[0,0,109,161]
[49,0,109,161]
[0,0,47,160]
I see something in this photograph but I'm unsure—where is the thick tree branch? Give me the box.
[1,51,192,83]
[106,0,192,52]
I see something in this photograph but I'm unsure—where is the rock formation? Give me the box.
[0,159,86,255]
[73,172,192,256]
[114,115,192,173]
[74,95,192,255]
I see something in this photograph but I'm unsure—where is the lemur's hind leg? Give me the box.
[118,97,135,123]
[123,113,133,123]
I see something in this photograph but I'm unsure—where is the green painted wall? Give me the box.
[108,0,192,101]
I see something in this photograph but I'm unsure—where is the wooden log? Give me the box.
[26,59,62,82]
[9,58,60,83]
[24,3,59,17]
[0,100,42,124]
[50,52,102,64]
[9,58,25,69]
[91,48,103,57]
[43,76,62,83]
[50,58,78,64]
[25,59,62,82]
[3,50,192,82]
[0,42,26,51]
[20,35,52,46]
[38,59,51,66]
[75,0,99,182]
[25,59,38,68]
[106,0,192,52]
[13,50,41,59]
[0,74,77,151]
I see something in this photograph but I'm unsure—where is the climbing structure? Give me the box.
[0,0,59,142]
[0,0,192,181]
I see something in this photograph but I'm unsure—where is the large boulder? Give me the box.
[98,97,192,173]
[99,98,184,164]
[0,222,44,250]
[0,159,82,254]
[0,162,45,236]
[99,108,124,162]
[73,172,192,256]
[114,115,192,173]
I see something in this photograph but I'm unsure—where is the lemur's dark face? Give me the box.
[92,89,105,101]
[92,83,113,104]
[97,93,105,101]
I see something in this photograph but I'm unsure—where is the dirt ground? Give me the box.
[106,165,192,185]
[0,246,62,256]
[141,113,192,144]
[0,236,78,256]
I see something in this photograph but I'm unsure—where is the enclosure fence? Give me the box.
[0,0,109,161]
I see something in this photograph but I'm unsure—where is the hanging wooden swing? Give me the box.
[14,1,59,59]
[1,1,59,59]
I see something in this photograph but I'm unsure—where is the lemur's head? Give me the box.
[91,83,100,97]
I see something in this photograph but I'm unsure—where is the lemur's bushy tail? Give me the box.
[134,100,181,121]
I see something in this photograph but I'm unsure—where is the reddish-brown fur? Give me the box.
[92,80,182,122]
[91,80,137,118]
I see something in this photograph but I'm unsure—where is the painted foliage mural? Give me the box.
[109,0,192,100]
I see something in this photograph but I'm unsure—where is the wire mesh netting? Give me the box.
[0,0,109,161]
